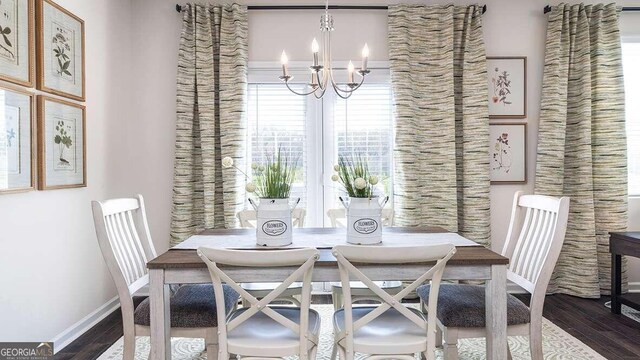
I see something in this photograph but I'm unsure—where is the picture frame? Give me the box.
[37,95,85,189]
[0,0,35,87]
[487,56,526,119]
[489,122,526,184]
[36,0,85,101]
[0,85,35,193]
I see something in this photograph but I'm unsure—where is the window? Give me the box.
[622,42,640,195]
[247,66,394,226]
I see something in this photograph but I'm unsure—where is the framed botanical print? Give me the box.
[487,57,526,119]
[0,0,35,87]
[489,123,526,184]
[0,86,35,193]
[36,0,84,101]
[37,95,85,189]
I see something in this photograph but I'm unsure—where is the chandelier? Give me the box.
[279,1,370,99]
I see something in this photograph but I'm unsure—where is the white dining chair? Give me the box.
[197,247,321,360]
[416,191,570,360]
[92,195,239,360]
[236,208,306,307]
[326,207,403,311]
[237,208,307,228]
[326,207,394,228]
[332,243,457,360]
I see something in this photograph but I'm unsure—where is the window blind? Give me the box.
[247,84,308,207]
[332,84,394,199]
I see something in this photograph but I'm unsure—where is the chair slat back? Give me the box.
[327,208,394,228]
[237,208,307,228]
[332,244,456,357]
[501,191,570,297]
[92,195,157,298]
[197,247,320,357]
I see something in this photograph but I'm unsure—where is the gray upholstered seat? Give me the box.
[134,284,238,327]
[416,284,530,328]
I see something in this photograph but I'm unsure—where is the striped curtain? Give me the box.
[388,5,491,246]
[536,3,627,297]
[170,3,248,246]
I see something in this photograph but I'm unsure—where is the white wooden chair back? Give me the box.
[327,208,394,228]
[92,195,157,311]
[332,244,456,356]
[501,191,570,314]
[197,247,320,357]
[237,208,306,228]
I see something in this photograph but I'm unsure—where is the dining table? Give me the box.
[146,227,509,360]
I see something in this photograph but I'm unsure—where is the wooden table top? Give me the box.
[148,227,509,269]
[610,232,640,242]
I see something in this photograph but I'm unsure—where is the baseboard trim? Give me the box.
[50,296,120,354]
[630,282,640,293]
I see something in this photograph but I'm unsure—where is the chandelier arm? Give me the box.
[284,81,322,96]
[330,73,366,95]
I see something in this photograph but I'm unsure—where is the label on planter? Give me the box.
[262,220,287,236]
[353,218,378,234]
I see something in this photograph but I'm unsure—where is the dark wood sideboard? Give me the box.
[610,232,640,314]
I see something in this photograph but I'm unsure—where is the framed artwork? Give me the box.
[487,57,526,119]
[36,0,85,101]
[489,123,526,184]
[0,86,35,193]
[0,0,35,87]
[37,95,85,189]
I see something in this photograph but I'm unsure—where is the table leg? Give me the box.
[486,264,507,360]
[150,269,170,360]
[611,254,622,315]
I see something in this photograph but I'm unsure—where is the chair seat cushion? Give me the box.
[416,284,530,328]
[226,306,320,356]
[333,306,428,354]
[134,284,238,328]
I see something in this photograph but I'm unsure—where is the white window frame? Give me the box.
[621,38,640,197]
[248,61,393,226]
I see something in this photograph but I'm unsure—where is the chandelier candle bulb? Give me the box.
[312,38,320,67]
[281,50,289,77]
[348,60,355,83]
[361,43,369,71]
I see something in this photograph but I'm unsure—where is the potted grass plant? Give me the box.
[222,149,299,247]
[331,154,388,244]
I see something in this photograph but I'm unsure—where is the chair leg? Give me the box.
[435,326,443,348]
[122,327,136,360]
[507,344,513,360]
[330,342,338,360]
[442,327,459,360]
[205,329,218,360]
[332,288,342,311]
[530,321,544,360]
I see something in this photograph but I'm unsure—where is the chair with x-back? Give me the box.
[92,195,239,360]
[197,247,321,359]
[331,243,457,360]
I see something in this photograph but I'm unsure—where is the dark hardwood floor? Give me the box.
[53,294,640,360]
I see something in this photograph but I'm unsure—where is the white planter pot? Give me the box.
[255,198,293,247]
[343,197,384,245]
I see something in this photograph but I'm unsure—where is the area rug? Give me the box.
[604,301,640,323]
[97,305,605,360]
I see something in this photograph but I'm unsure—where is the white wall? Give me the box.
[0,0,134,345]
[127,0,640,282]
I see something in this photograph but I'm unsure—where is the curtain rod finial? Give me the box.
[544,5,551,14]
[176,4,182,13]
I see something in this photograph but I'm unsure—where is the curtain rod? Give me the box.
[175,4,487,14]
[544,5,640,14]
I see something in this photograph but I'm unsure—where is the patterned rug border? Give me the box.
[97,304,606,360]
